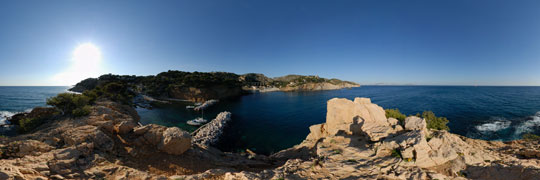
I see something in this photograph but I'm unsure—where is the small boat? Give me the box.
[186,105,195,109]
[187,117,207,126]
[194,102,203,106]
[187,109,207,126]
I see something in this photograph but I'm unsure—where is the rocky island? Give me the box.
[1,92,540,179]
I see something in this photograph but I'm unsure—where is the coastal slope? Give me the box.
[240,73,360,92]
[2,97,538,179]
[69,71,359,102]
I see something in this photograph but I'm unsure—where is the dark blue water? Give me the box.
[137,86,540,155]
[2,86,540,155]
[0,86,69,124]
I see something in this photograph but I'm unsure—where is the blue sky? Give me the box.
[1,0,540,86]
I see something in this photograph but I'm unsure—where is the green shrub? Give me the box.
[72,105,92,117]
[417,111,449,130]
[46,93,94,115]
[522,133,540,141]
[385,109,406,123]
[19,117,46,133]
[86,82,134,105]
[391,149,402,159]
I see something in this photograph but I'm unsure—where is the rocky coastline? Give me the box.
[192,111,232,147]
[69,71,360,104]
[1,97,539,179]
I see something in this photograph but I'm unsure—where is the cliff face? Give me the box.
[168,85,243,102]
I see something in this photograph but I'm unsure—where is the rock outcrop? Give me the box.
[192,111,232,147]
[0,100,264,179]
[158,127,192,155]
[2,97,540,180]
[309,97,396,141]
[225,97,540,179]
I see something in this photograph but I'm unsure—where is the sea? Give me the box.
[0,86,69,125]
[2,86,540,155]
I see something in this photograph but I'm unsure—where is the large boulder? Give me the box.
[8,107,60,125]
[325,97,393,141]
[61,125,114,152]
[404,116,426,131]
[306,123,326,141]
[114,121,136,134]
[157,127,191,155]
[143,124,167,145]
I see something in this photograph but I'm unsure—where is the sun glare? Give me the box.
[53,43,104,85]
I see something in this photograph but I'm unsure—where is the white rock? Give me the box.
[404,116,426,131]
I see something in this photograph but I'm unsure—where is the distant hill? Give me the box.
[70,70,359,102]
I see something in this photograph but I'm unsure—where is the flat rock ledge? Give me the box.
[192,111,232,147]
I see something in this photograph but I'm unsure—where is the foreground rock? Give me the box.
[0,101,268,179]
[2,97,540,180]
[192,111,232,147]
[225,97,540,180]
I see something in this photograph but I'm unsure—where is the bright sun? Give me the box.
[72,43,102,65]
[53,43,104,85]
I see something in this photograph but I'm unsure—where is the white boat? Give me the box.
[187,109,207,126]
[186,105,195,109]
[187,117,207,126]
[194,102,203,106]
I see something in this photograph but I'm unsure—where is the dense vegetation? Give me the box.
[416,111,450,130]
[46,93,94,116]
[269,75,357,88]
[71,71,243,97]
[141,71,241,97]
[47,82,135,117]
[385,108,450,131]
[385,109,407,123]
[18,108,60,133]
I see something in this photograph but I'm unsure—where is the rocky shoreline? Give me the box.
[192,111,232,147]
[1,97,539,179]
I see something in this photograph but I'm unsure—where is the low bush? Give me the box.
[522,133,540,141]
[417,111,450,130]
[46,93,94,115]
[19,117,45,133]
[385,109,406,123]
[72,105,92,117]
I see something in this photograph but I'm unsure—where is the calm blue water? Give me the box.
[2,86,540,155]
[138,86,540,154]
[0,86,69,124]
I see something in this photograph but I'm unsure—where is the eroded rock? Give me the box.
[158,127,191,155]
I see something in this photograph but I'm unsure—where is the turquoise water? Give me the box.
[137,86,540,154]
[0,86,69,124]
